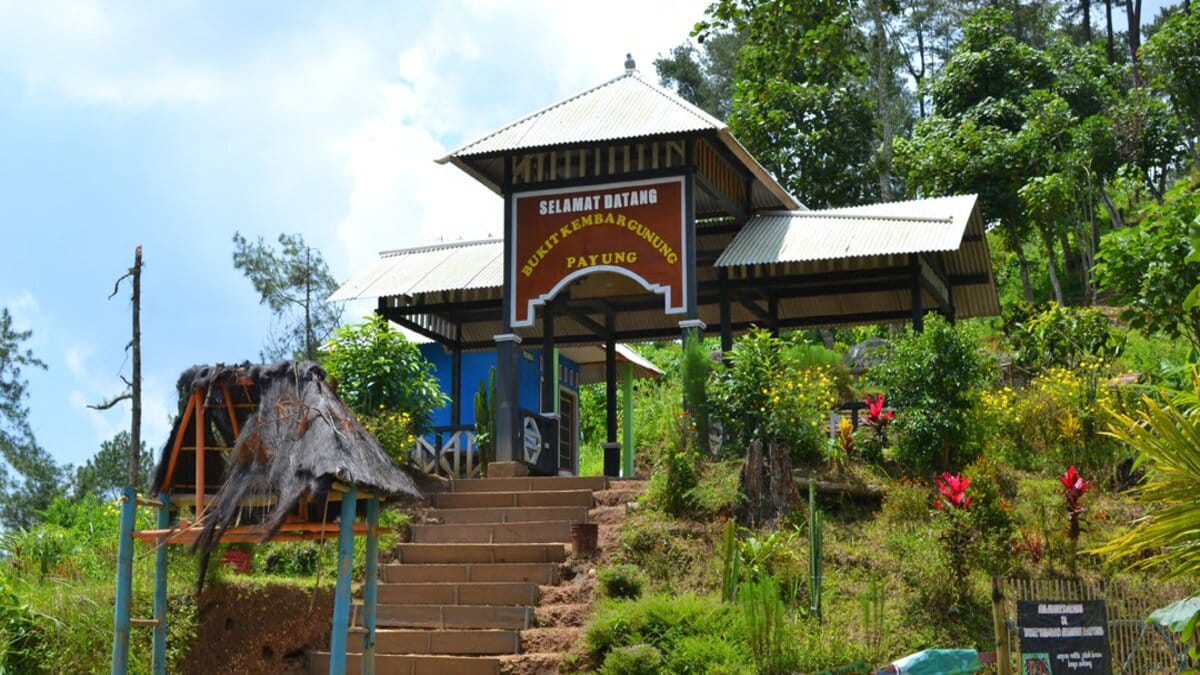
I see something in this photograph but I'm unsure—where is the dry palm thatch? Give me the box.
[152,360,421,588]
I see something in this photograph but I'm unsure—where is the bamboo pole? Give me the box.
[328,485,358,675]
[362,497,379,675]
[991,576,1012,675]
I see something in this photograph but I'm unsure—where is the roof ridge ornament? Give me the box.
[624,53,636,74]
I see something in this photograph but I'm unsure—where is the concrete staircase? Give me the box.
[309,476,607,675]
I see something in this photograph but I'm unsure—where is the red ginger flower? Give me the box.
[1060,465,1092,509]
[864,393,895,430]
[936,472,972,510]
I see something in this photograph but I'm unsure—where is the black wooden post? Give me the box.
[910,255,924,333]
[603,314,620,477]
[718,268,733,353]
[541,303,555,414]
[495,156,522,463]
[768,293,780,337]
[451,324,462,428]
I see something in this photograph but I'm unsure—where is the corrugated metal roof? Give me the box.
[442,71,725,159]
[329,239,503,301]
[716,195,977,267]
[438,69,800,211]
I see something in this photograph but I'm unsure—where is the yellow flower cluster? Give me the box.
[764,364,838,436]
[363,410,417,462]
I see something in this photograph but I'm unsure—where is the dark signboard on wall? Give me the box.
[1017,600,1112,675]
[510,176,687,327]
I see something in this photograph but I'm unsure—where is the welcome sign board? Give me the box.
[509,176,688,327]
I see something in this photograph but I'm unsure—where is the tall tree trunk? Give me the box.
[1099,184,1124,229]
[1007,221,1036,302]
[1082,0,1093,42]
[872,0,894,201]
[1059,229,1078,281]
[1105,0,1116,63]
[1125,0,1142,72]
[304,247,313,360]
[1043,233,1065,305]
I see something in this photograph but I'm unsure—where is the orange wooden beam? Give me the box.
[159,391,198,493]
[131,522,388,544]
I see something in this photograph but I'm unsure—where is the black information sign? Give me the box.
[1017,600,1112,674]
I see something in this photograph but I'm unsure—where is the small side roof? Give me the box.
[437,67,799,212]
[329,239,503,302]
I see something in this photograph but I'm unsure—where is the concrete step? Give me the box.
[382,562,561,584]
[429,505,589,525]
[431,489,594,509]
[411,521,573,545]
[309,652,500,675]
[357,603,534,630]
[348,628,521,655]
[449,476,608,493]
[377,582,538,606]
[395,543,566,565]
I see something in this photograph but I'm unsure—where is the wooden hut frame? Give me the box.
[115,377,388,675]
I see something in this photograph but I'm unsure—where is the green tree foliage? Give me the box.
[654,30,743,120]
[1005,302,1123,373]
[1095,172,1200,350]
[1141,8,1200,169]
[697,0,876,208]
[323,315,448,433]
[0,308,62,530]
[72,430,153,500]
[231,232,343,361]
[870,316,992,471]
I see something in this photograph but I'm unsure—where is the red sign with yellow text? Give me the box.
[510,177,687,327]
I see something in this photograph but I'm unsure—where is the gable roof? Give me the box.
[437,68,799,211]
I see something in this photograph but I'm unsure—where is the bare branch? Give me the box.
[89,392,132,410]
[120,375,134,388]
[108,271,134,300]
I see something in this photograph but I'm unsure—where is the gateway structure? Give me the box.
[332,57,999,477]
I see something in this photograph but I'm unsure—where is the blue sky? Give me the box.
[0,1,711,470]
[0,0,1179,472]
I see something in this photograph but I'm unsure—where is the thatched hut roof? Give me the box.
[152,361,421,574]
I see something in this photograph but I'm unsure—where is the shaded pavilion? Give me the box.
[333,58,1000,477]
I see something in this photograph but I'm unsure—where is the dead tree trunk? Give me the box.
[129,246,142,489]
[740,440,798,527]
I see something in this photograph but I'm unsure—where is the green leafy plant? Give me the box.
[721,519,739,603]
[598,565,645,600]
[601,643,664,674]
[739,575,789,675]
[323,314,448,432]
[934,472,974,601]
[808,481,823,623]
[474,367,496,469]
[681,333,712,454]
[858,574,887,663]
[870,316,992,471]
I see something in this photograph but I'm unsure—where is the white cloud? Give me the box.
[5,290,39,332]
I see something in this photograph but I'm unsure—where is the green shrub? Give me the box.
[601,643,664,675]
[709,329,839,462]
[0,577,42,673]
[964,457,1019,576]
[323,315,448,431]
[665,634,750,674]
[687,459,744,519]
[645,418,700,518]
[881,478,933,527]
[870,316,993,471]
[598,565,645,600]
[739,576,789,674]
[1004,302,1123,373]
[586,594,743,664]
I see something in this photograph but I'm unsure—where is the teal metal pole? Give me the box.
[622,362,634,477]
[151,492,170,675]
[329,486,358,675]
[362,497,379,675]
[110,485,137,675]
